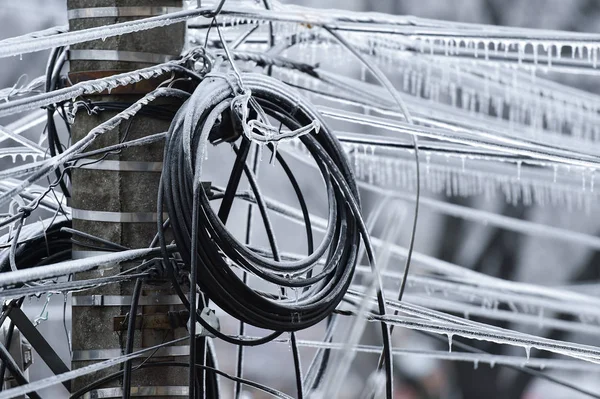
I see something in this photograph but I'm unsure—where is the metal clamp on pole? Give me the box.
[69,50,176,64]
[82,386,188,398]
[73,346,190,361]
[71,209,167,223]
[71,250,112,260]
[68,6,182,20]
[72,295,182,307]
[77,159,163,172]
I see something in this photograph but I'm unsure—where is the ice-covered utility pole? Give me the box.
[67,1,187,397]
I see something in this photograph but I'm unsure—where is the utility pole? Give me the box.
[67,1,187,397]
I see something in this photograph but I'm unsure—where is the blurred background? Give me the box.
[2,1,600,398]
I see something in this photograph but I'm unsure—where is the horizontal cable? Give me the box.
[0,62,183,118]
[0,336,189,399]
[0,246,174,288]
[0,8,213,58]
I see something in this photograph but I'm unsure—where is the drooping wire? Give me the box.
[323,27,422,386]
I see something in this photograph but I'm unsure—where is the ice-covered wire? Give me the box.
[0,245,175,288]
[0,336,192,399]
[0,87,190,211]
[0,60,198,118]
[69,362,293,399]
[0,75,46,103]
[0,126,45,155]
[225,181,600,324]
[0,9,217,59]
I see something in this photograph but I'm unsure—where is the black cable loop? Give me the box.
[161,72,361,333]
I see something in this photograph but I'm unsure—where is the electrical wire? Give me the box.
[159,68,394,397]
[45,46,70,198]
[162,72,358,330]
[69,362,292,399]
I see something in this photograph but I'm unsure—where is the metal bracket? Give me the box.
[77,159,163,172]
[73,346,190,361]
[82,386,188,398]
[113,311,188,331]
[71,209,167,223]
[7,307,71,391]
[68,6,181,20]
[69,50,176,64]
[72,294,182,307]
[192,307,220,337]
[74,308,220,360]
[72,250,111,259]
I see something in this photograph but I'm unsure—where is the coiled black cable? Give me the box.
[162,72,360,333]
[158,70,393,398]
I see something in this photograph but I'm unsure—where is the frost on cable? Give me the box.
[2,2,600,399]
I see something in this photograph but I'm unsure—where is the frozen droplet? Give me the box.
[270,142,278,166]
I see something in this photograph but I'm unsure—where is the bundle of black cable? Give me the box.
[0,219,72,273]
[161,73,360,332]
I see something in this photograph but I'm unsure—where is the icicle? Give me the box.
[517,42,524,64]
[270,142,278,166]
[538,308,544,329]
[447,333,453,353]
[544,43,552,67]
[524,346,531,361]
[503,41,511,58]
[367,145,375,184]
[483,39,489,60]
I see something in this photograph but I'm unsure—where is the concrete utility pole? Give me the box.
[67,1,187,397]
